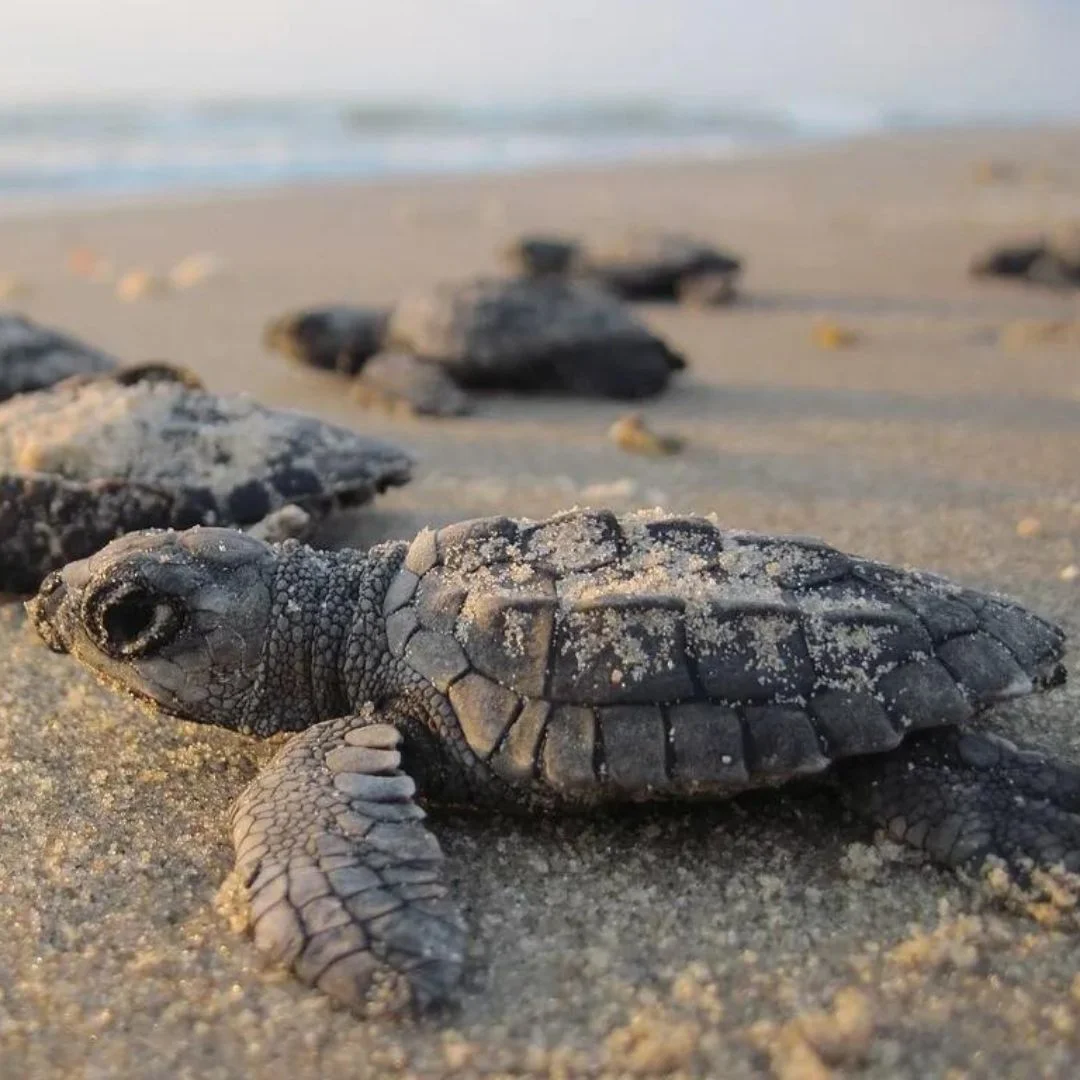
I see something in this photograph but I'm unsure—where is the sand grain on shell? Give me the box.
[442,508,938,693]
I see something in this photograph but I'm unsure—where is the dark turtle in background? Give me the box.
[263,306,388,377]
[265,278,685,416]
[0,368,412,592]
[28,508,1074,1014]
[971,226,1080,288]
[0,312,117,401]
[506,230,743,305]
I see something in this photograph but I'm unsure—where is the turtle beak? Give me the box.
[25,557,91,654]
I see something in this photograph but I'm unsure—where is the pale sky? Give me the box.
[3,0,1079,113]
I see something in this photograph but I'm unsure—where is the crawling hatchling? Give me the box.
[27,508,1075,1013]
[0,366,412,592]
[265,277,685,415]
[506,230,743,305]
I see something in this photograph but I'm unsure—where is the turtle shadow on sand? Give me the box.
[744,289,1072,321]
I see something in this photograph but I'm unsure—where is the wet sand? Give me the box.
[2,126,1080,1078]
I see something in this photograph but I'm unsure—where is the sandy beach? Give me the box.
[3,126,1080,1078]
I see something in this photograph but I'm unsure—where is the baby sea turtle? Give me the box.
[971,227,1080,289]
[263,306,388,377]
[506,231,743,305]
[0,312,117,401]
[265,278,685,416]
[0,368,411,592]
[28,508,1074,1013]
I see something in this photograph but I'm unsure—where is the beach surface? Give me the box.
[3,127,1080,1078]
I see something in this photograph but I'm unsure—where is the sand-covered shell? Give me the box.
[0,373,412,590]
[382,509,1064,801]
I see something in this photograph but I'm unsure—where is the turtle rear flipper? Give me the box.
[0,473,175,595]
[230,715,466,1013]
[838,726,1080,880]
[352,353,472,417]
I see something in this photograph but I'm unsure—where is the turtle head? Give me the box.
[27,528,279,730]
[502,235,581,277]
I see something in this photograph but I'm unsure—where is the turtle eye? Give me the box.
[85,583,180,658]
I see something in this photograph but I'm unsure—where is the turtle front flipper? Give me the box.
[836,726,1080,880]
[230,715,466,1012]
[0,473,175,593]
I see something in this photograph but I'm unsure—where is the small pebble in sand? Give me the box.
[0,275,32,299]
[441,1033,474,1070]
[116,270,169,302]
[169,253,222,289]
[1015,517,1042,539]
[1060,564,1079,582]
[604,1007,701,1075]
[609,412,684,456]
[752,987,876,1079]
[811,320,860,349]
[67,246,115,282]
[794,987,876,1067]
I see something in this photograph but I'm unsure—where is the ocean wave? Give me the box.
[0,97,956,198]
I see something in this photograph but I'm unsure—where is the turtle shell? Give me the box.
[385,278,684,398]
[0,375,413,526]
[383,509,1065,801]
[0,313,117,401]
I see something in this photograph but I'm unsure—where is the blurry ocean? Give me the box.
[0,98,987,201]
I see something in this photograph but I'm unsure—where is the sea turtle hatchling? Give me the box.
[265,278,686,415]
[0,368,412,592]
[27,508,1077,1013]
[0,312,118,401]
[970,226,1080,289]
[263,306,389,377]
[505,231,743,305]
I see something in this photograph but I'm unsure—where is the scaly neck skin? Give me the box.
[239,543,403,735]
